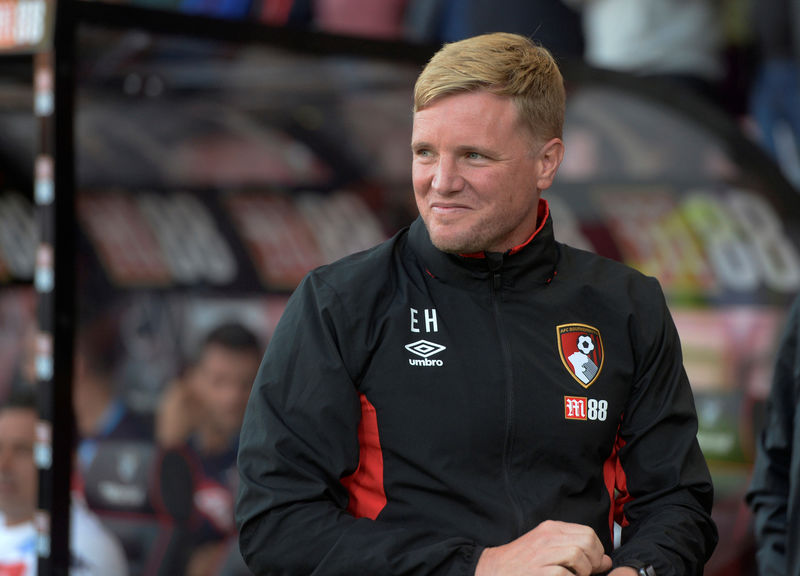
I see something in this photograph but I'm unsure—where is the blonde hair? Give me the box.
[413,32,565,142]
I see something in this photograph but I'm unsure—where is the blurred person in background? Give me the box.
[8,321,37,394]
[564,0,724,105]
[0,289,37,399]
[156,321,262,576]
[279,0,584,62]
[284,0,409,39]
[0,388,129,575]
[747,0,800,186]
[747,293,800,576]
[73,318,154,481]
[404,0,584,62]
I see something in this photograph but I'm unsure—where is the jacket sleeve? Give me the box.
[610,279,718,576]
[746,296,800,576]
[235,273,480,576]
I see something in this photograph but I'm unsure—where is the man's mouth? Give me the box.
[431,204,470,214]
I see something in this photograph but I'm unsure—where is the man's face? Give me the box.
[0,408,37,526]
[412,90,563,254]
[191,345,260,441]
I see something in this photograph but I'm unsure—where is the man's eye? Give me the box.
[466,152,484,160]
[415,149,432,157]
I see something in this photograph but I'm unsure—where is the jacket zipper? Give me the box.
[488,256,525,534]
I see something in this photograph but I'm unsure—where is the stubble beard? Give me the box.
[425,220,491,255]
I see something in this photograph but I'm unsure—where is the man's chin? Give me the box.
[427,227,480,254]
[430,237,482,255]
[431,240,465,254]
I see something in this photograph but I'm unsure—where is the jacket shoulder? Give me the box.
[558,242,661,293]
[304,226,412,304]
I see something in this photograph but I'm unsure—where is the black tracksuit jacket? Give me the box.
[236,202,717,576]
[747,294,800,576]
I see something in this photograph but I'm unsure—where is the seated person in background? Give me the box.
[9,320,38,395]
[0,388,129,576]
[747,293,800,576]
[156,322,262,576]
[74,319,154,481]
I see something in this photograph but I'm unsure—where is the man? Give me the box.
[158,321,263,576]
[748,0,800,186]
[73,319,153,480]
[0,389,129,575]
[747,294,800,576]
[236,32,717,576]
[158,321,262,454]
[564,0,722,105]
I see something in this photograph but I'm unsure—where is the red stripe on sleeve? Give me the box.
[603,430,632,542]
[341,394,387,520]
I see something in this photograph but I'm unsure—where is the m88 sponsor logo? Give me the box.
[564,396,608,421]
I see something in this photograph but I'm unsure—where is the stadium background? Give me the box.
[1,1,799,574]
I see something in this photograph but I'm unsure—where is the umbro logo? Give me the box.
[405,339,446,367]
[406,340,446,357]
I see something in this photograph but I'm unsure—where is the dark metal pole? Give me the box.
[33,0,75,574]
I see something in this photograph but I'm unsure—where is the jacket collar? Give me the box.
[409,199,559,290]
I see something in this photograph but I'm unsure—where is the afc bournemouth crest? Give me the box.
[557,323,604,388]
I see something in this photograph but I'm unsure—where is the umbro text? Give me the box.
[408,358,444,367]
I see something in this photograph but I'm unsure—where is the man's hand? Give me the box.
[475,520,613,576]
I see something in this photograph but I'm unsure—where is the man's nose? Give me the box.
[431,157,464,194]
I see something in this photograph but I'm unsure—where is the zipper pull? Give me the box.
[486,252,503,291]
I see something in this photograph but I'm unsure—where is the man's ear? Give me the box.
[536,138,565,191]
